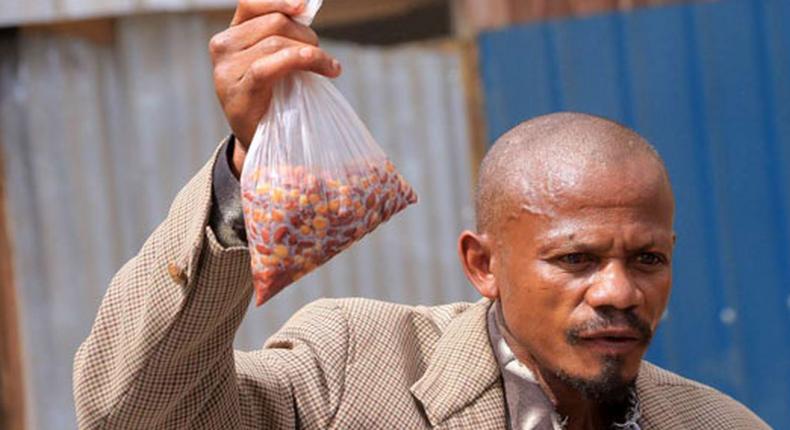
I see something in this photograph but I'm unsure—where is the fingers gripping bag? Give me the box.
[241,0,418,305]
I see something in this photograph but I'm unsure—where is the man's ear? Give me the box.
[457,230,499,299]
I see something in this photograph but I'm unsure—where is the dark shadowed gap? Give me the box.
[0,26,26,430]
[316,1,452,46]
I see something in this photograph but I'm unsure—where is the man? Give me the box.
[73,1,770,429]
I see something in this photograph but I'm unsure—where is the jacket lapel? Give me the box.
[410,299,507,428]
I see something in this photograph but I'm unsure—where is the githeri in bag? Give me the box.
[241,0,417,305]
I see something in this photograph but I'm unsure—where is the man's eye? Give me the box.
[558,253,594,265]
[635,252,665,266]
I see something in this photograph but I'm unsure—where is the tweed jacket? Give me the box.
[73,143,770,429]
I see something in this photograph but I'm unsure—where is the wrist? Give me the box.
[230,137,247,179]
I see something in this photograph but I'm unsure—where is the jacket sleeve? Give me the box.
[73,141,349,429]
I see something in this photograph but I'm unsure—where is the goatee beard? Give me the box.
[552,355,634,405]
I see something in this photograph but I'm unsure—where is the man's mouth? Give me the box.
[575,328,644,355]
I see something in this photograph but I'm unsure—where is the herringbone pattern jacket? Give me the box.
[73,143,771,429]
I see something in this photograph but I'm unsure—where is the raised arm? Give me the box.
[74,2,345,427]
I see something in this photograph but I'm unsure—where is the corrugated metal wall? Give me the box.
[0,13,476,428]
[478,0,790,427]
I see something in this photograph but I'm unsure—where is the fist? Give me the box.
[209,0,342,175]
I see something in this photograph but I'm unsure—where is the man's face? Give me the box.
[494,159,675,401]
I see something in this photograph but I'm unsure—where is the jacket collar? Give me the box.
[410,299,505,426]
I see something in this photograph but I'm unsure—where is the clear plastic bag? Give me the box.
[241,0,417,305]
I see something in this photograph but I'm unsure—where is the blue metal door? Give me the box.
[478,0,790,426]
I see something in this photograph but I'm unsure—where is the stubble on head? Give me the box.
[475,112,672,238]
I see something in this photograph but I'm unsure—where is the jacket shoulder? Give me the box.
[335,297,473,324]
[336,297,474,332]
[639,362,771,429]
[275,297,474,338]
[287,298,475,357]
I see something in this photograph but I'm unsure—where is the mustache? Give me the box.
[566,308,654,345]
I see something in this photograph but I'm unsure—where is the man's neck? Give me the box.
[542,371,622,430]
[512,348,610,429]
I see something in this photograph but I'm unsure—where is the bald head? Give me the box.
[475,112,672,234]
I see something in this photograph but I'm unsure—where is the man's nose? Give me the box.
[584,260,643,310]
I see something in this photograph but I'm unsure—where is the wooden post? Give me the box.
[457,38,489,185]
[23,18,115,44]
[453,0,697,37]
[0,140,25,430]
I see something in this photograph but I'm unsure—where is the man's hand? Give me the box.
[209,0,342,176]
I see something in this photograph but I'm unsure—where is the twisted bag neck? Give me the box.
[293,0,322,26]
[256,0,324,157]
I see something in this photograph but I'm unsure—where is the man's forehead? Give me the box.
[502,153,671,216]
[499,194,676,254]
